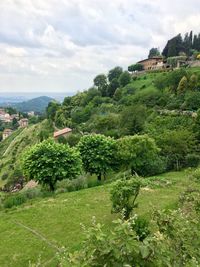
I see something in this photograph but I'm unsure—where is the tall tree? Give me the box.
[119,71,131,87]
[148,48,160,58]
[108,66,123,82]
[93,74,108,96]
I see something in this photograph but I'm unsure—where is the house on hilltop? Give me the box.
[137,56,164,70]
[19,118,29,128]
[3,129,13,140]
[54,127,72,139]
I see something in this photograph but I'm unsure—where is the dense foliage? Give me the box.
[22,139,82,190]
[110,177,141,219]
[78,134,117,180]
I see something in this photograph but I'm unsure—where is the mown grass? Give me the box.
[0,169,198,267]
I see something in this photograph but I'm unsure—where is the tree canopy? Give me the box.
[22,139,82,191]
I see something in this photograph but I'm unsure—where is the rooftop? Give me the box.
[54,127,72,138]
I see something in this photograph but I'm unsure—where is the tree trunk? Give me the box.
[97,173,101,181]
[49,181,55,191]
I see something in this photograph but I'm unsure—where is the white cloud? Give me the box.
[0,0,200,93]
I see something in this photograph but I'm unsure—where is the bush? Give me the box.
[139,155,167,177]
[110,177,141,219]
[190,167,200,182]
[186,154,200,167]
[1,173,8,180]
[56,176,88,193]
[22,187,42,199]
[131,216,150,241]
[3,194,27,209]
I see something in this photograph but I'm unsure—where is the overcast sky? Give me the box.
[0,0,200,94]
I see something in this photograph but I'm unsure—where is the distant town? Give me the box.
[0,108,34,140]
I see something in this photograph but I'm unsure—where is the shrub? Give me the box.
[131,216,150,241]
[56,176,88,193]
[22,187,42,199]
[110,177,141,219]
[185,153,200,167]
[3,194,26,209]
[190,167,200,182]
[1,173,8,180]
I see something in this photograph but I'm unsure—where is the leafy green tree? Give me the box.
[12,117,19,130]
[22,139,82,191]
[183,91,200,110]
[120,105,147,135]
[93,74,108,96]
[108,66,123,82]
[107,78,120,97]
[162,34,184,57]
[188,74,198,90]
[128,64,143,72]
[78,134,117,180]
[46,101,61,121]
[148,47,160,58]
[157,129,197,170]
[110,177,141,219]
[119,71,131,87]
[177,76,188,94]
[117,135,160,176]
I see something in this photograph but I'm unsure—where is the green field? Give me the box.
[0,170,198,267]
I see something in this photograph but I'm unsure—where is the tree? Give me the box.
[107,78,120,97]
[108,66,123,82]
[120,105,147,135]
[188,74,198,90]
[177,76,188,94]
[93,74,108,96]
[128,64,143,72]
[78,134,117,180]
[162,34,184,57]
[12,117,19,130]
[119,71,131,87]
[22,139,82,191]
[157,129,197,170]
[148,48,160,58]
[46,101,60,121]
[117,135,160,176]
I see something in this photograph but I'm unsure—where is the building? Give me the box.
[19,118,29,128]
[2,129,13,140]
[11,114,20,120]
[27,111,35,117]
[54,127,72,139]
[137,56,164,71]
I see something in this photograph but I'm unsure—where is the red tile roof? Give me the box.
[54,127,72,138]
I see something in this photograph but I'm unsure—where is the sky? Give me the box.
[0,0,200,95]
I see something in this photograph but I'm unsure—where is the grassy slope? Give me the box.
[0,120,54,183]
[0,170,198,267]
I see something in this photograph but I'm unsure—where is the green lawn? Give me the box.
[0,170,198,267]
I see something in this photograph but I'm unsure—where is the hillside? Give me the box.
[0,120,54,187]
[2,96,54,113]
[0,170,197,267]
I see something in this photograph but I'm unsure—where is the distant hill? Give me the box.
[1,96,54,113]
